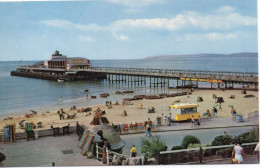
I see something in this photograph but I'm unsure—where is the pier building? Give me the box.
[47,50,91,70]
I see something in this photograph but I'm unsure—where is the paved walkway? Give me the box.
[0,134,102,167]
[120,115,259,135]
[186,155,259,164]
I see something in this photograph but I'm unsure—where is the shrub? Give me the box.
[233,128,259,144]
[211,135,232,146]
[141,136,167,159]
[181,135,201,149]
[171,145,184,150]
[0,152,6,162]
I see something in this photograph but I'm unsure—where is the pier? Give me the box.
[11,66,258,89]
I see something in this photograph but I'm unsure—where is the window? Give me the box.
[181,107,197,114]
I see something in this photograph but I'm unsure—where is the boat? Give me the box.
[115,91,122,94]
[91,95,97,99]
[122,90,134,94]
[84,89,89,92]
[99,93,109,98]
[57,79,64,82]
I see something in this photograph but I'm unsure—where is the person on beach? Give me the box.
[232,142,246,164]
[102,141,108,164]
[121,110,127,117]
[213,107,218,117]
[139,103,143,109]
[59,113,65,120]
[130,145,137,157]
[218,102,222,111]
[58,96,63,106]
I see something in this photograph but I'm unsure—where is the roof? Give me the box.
[68,57,89,60]
[170,103,199,109]
[48,58,67,61]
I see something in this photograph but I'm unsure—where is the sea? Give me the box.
[0,55,258,118]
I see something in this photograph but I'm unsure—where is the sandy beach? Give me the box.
[1,89,258,133]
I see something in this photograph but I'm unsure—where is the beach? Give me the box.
[1,88,258,133]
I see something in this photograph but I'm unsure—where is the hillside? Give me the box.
[145,52,258,59]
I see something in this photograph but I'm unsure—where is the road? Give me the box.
[121,126,255,156]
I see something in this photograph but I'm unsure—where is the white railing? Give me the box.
[95,143,130,165]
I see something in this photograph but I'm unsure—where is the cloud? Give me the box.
[112,33,129,41]
[39,20,104,31]
[78,35,95,42]
[40,6,256,41]
[179,32,238,41]
[215,5,236,13]
[105,0,165,7]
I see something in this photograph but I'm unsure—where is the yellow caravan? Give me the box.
[170,103,200,121]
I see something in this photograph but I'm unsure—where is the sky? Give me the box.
[0,0,258,61]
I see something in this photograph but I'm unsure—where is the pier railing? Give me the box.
[14,66,258,83]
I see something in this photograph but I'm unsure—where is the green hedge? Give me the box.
[181,135,201,149]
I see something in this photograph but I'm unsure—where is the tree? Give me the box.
[141,136,167,160]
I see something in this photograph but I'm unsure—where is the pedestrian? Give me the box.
[253,139,259,163]
[163,114,167,126]
[196,115,201,126]
[130,145,137,157]
[231,142,246,164]
[102,141,108,164]
[191,115,196,128]
[224,131,229,136]
[218,102,222,111]
[145,121,152,137]
[167,113,172,126]
[156,116,161,126]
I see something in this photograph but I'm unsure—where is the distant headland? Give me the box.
[145,52,258,59]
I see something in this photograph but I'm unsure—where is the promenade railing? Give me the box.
[95,143,130,165]
[159,142,258,164]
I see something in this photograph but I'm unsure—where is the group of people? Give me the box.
[57,108,66,120]
[191,115,200,128]
[105,101,112,109]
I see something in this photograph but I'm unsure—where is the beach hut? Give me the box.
[2,124,16,144]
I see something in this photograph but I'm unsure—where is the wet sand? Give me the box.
[0,89,258,133]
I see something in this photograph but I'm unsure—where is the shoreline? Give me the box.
[0,88,258,133]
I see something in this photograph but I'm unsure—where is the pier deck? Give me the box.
[11,66,258,89]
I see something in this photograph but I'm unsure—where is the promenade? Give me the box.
[1,115,258,166]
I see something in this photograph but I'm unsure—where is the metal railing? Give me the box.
[15,66,258,83]
[159,142,258,164]
[95,143,130,165]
